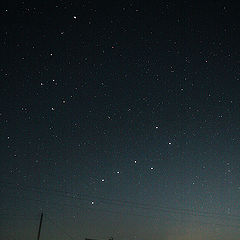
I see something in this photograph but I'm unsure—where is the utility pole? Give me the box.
[37,212,43,240]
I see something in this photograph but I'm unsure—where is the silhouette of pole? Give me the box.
[37,212,43,240]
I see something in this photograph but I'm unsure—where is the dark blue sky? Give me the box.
[1,1,240,239]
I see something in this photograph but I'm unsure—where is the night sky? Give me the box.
[1,1,240,240]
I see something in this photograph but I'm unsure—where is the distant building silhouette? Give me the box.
[85,237,113,240]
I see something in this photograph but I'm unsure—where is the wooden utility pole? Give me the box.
[37,212,43,240]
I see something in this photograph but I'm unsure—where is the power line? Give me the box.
[1,192,240,229]
[1,180,240,221]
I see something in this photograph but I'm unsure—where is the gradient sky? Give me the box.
[1,1,240,240]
